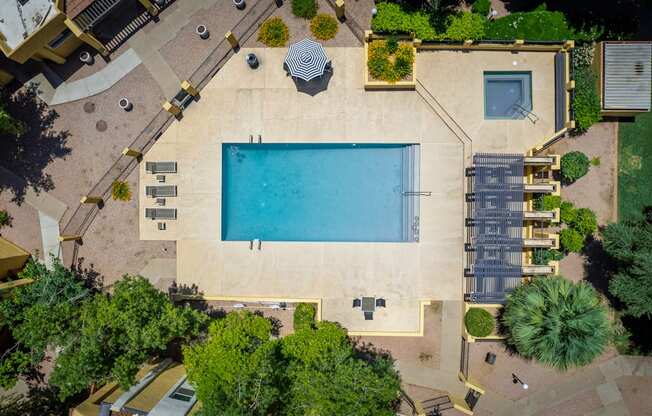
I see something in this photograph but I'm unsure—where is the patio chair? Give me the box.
[376,298,386,308]
[364,311,373,320]
[352,298,362,308]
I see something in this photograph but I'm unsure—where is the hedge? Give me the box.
[485,9,574,41]
[443,12,486,41]
[293,303,316,331]
[465,308,495,337]
[572,65,602,134]
[471,0,491,16]
[371,2,438,40]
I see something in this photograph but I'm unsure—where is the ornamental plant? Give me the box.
[503,276,610,370]
[443,12,486,41]
[368,40,414,83]
[0,209,12,228]
[292,0,318,19]
[532,248,564,265]
[560,200,577,224]
[571,207,598,236]
[258,17,290,47]
[371,2,438,40]
[534,194,561,211]
[310,14,338,41]
[111,180,131,201]
[560,151,590,183]
[293,302,316,331]
[464,308,495,337]
[560,228,584,253]
[471,0,491,16]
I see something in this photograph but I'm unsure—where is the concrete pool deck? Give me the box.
[139,46,558,334]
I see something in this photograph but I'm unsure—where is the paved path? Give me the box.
[477,355,652,416]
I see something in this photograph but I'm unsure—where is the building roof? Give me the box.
[0,0,56,51]
[603,42,652,111]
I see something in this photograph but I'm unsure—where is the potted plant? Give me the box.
[233,0,246,10]
[119,98,133,112]
[196,24,209,39]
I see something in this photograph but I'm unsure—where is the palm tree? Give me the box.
[502,276,610,371]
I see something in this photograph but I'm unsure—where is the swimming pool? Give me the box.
[221,143,420,242]
[484,71,532,119]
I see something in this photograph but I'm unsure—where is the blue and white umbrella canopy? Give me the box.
[284,38,329,82]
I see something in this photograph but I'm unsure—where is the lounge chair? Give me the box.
[145,208,177,220]
[145,161,177,174]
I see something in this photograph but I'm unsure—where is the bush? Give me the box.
[572,207,598,236]
[560,228,584,252]
[371,2,438,40]
[0,210,12,228]
[310,14,338,41]
[561,151,590,183]
[292,0,318,19]
[560,201,577,224]
[485,9,574,41]
[464,308,495,337]
[503,276,610,370]
[258,17,289,47]
[534,194,561,211]
[533,248,564,265]
[572,43,595,68]
[111,181,131,201]
[367,40,414,83]
[293,303,316,331]
[591,157,601,166]
[572,66,602,134]
[443,12,486,41]
[471,0,491,16]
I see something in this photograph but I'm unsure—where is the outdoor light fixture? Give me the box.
[512,373,528,390]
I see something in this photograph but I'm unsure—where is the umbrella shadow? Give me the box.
[291,70,333,96]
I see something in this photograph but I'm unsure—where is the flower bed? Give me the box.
[364,34,416,90]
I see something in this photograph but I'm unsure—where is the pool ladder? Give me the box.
[512,103,539,124]
[249,134,262,143]
[249,239,262,250]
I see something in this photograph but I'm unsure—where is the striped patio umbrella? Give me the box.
[284,38,329,81]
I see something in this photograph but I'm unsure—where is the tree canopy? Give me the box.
[0,100,23,137]
[603,207,652,318]
[502,276,610,370]
[184,311,401,416]
[0,262,207,400]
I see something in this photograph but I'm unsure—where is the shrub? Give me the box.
[572,207,598,236]
[471,0,491,16]
[293,303,316,331]
[572,43,595,68]
[258,17,290,47]
[111,181,131,201]
[503,276,610,370]
[0,210,12,228]
[560,201,577,224]
[292,0,318,19]
[310,14,338,41]
[371,2,438,40]
[367,40,414,83]
[561,151,590,183]
[533,248,564,265]
[591,156,601,166]
[560,228,584,252]
[485,9,574,41]
[572,66,602,134]
[534,194,561,211]
[443,12,486,41]
[464,308,495,337]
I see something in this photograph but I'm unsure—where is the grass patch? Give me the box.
[619,111,652,221]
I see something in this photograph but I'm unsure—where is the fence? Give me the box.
[60,0,278,247]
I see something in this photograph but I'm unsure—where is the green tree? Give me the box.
[503,276,610,370]
[183,311,284,416]
[50,276,207,399]
[283,322,400,416]
[0,258,89,389]
[0,100,24,137]
[603,208,652,318]
[560,228,584,252]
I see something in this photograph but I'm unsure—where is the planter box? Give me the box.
[364,35,417,90]
[463,303,506,343]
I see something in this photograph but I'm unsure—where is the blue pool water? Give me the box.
[484,71,532,119]
[221,143,419,242]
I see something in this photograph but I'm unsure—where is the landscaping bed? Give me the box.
[364,35,416,89]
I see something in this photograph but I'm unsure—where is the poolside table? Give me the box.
[361,297,375,313]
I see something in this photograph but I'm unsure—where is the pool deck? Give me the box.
[139,46,558,334]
